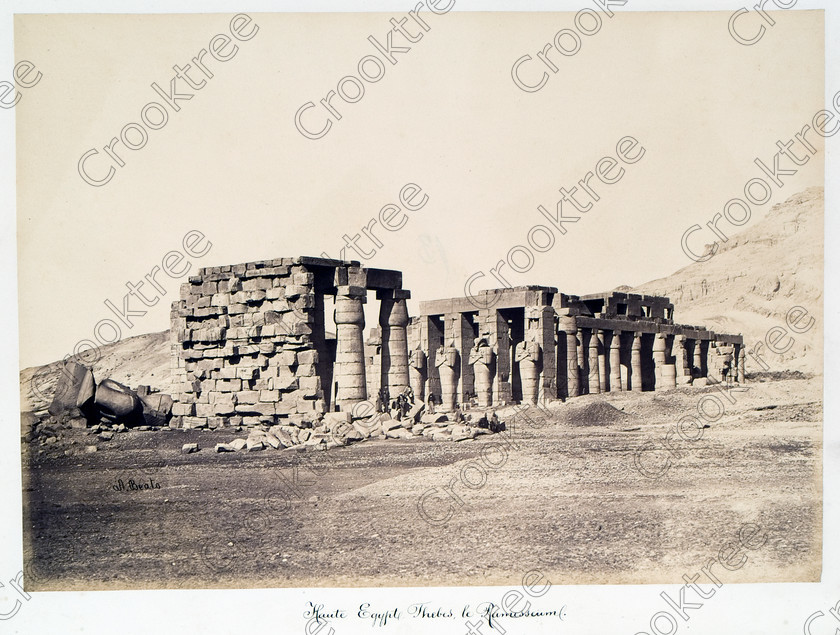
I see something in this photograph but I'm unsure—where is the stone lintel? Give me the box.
[366,268,403,290]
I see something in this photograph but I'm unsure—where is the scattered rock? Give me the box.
[246,438,264,452]
[215,443,235,452]
[181,443,199,454]
[451,425,474,442]
[84,445,97,453]
[98,431,114,441]
[230,438,247,451]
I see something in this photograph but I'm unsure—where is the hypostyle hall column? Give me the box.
[676,335,692,384]
[610,331,622,391]
[738,346,746,383]
[588,329,601,394]
[693,340,704,378]
[631,332,643,392]
[652,332,666,390]
[560,317,579,398]
[334,285,367,410]
[379,294,410,401]
[597,330,607,391]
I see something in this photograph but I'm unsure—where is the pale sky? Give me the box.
[15,10,824,368]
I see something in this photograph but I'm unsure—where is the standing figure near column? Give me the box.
[515,339,542,405]
[609,331,622,392]
[334,289,367,410]
[469,335,495,408]
[631,332,643,392]
[588,330,601,394]
[435,341,460,412]
[408,346,427,404]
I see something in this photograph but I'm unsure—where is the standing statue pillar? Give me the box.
[469,336,495,408]
[435,342,460,412]
[609,331,622,391]
[738,346,746,383]
[408,346,427,403]
[515,340,542,405]
[631,332,643,392]
[334,288,367,410]
[588,330,601,394]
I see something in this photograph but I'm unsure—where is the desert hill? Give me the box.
[632,186,823,374]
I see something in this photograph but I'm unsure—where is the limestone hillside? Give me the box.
[631,187,823,374]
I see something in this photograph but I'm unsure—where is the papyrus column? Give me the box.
[676,335,692,384]
[379,294,410,401]
[588,329,601,394]
[609,330,622,391]
[559,317,579,398]
[597,330,607,392]
[631,332,643,392]
[652,332,666,390]
[334,286,367,410]
[694,339,706,378]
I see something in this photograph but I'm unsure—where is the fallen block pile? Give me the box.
[180,408,506,453]
[24,360,174,444]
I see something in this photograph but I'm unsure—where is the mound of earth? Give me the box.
[561,400,632,427]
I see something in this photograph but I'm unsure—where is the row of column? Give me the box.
[333,287,410,411]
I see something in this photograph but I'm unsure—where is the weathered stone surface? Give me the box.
[230,438,247,451]
[49,361,95,416]
[181,443,199,454]
[381,417,403,432]
[84,445,97,453]
[95,379,141,419]
[385,427,413,440]
[432,431,451,442]
[451,425,475,442]
[246,438,265,452]
[263,432,281,449]
[421,413,449,425]
[215,443,235,452]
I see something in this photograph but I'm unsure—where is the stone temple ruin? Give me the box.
[168,256,744,430]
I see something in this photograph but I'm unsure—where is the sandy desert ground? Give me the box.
[21,372,821,590]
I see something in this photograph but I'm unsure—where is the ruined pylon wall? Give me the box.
[169,258,324,429]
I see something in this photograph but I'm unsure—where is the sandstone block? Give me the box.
[230,438,248,451]
[181,443,199,454]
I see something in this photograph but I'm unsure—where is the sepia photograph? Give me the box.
[4,2,835,633]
